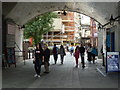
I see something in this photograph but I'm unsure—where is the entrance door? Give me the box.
[111,32,115,51]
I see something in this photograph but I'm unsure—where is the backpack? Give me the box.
[53,47,57,54]
[91,48,98,55]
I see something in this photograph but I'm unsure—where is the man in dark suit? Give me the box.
[79,44,85,68]
[43,44,50,73]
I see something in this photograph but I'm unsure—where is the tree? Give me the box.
[24,12,57,45]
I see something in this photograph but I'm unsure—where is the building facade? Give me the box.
[90,18,98,47]
[43,11,80,46]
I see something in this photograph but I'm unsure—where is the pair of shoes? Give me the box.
[37,75,41,78]
[34,74,41,78]
[44,71,49,74]
[82,66,85,69]
[34,74,38,77]
[61,62,63,64]
[75,65,78,68]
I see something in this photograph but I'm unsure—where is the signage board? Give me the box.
[106,52,120,72]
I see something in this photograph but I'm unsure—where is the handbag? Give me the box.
[73,53,75,57]
[41,62,45,65]
[33,60,35,64]
[64,52,66,56]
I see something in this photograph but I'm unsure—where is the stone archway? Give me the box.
[3,2,119,25]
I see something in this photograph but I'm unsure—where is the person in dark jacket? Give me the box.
[79,44,85,68]
[43,44,50,73]
[60,45,66,64]
[33,43,44,78]
[52,44,58,64]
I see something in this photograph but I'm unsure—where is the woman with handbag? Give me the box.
[33,43,44,78]
[74,46,80,68]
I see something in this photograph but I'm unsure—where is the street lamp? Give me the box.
[109,15,120,26]
[109,15,115,25]
[58,10,67,16]
[102,15,120,28]
[63,10,67,16]
[98,23,103,31]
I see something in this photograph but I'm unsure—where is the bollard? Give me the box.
[102,53,105,66]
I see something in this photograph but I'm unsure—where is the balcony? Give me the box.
[62,20,74,22]
[64,30,75,32]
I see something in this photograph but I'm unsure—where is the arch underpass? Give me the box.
[2,2,120,64]
[2,2,120,57]
[1,1,120,89]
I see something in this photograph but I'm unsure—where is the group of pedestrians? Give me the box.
[33,43,66,78]
[33,43,98,78]
[86,44,98,64]
[52,44,66,64]
[73,43,98,68]
[74,44,85,68]
[33,43,50,78]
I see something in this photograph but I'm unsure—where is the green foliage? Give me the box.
[24,12,57,45]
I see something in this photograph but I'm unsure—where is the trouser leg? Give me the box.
[88,52,92,62]
[38,65,41,75]
[34,64,38,74]
[92,54,95,64]
[44,62,49,72]
[81,54,85,68]
[76,58,78,65]
[54,54,58,64]
[34,64,41,75]
[60,55,64,64]
[53,54,57,64]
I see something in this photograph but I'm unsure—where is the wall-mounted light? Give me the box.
[109,15,115,25]
[57,10,67,16]
[109,15,120,26]
[63,10,67,16]
[21,25,25,29]
[98,23,103,31]
[102,15,120,28]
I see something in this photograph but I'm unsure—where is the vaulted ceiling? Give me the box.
[2,2,119,25]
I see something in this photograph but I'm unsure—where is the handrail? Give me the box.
[14,42,22,52]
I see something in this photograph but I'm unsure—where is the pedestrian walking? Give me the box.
[33,44,44,78]
[87,44,92,63]
[79,44,85,68]
[60,45,66,64]
[74,46,80,68]
[91,45,98,64]
[52,44,58,64]
[43,44,50,73]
